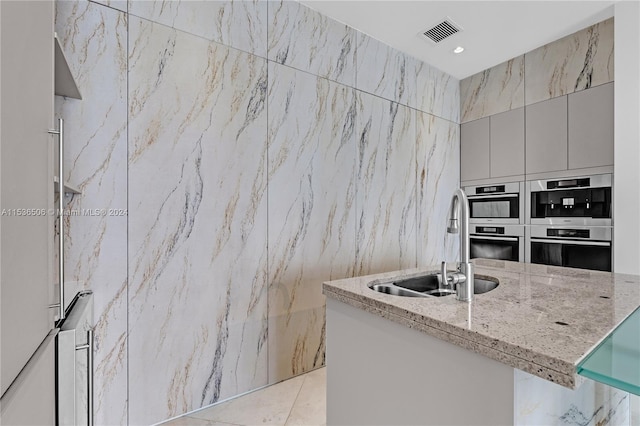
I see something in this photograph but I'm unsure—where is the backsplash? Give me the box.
[55,0,460,424]
[461,18,614,123]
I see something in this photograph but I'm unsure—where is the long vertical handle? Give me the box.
[76,328,94,426]
[87,328,94,426]
[58,118,65,321]
[48,118,65,322]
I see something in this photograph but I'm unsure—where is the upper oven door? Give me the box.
[465,182,524,224]
[528,174,612,226]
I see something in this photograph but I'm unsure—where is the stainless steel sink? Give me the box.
[369,273,499,297]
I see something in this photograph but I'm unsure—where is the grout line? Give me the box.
[283,374,307,426]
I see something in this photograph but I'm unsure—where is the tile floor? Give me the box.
[162,368,326,426]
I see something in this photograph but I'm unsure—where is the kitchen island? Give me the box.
[323,259,640,425]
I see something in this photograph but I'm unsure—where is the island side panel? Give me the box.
[326,298,514,425]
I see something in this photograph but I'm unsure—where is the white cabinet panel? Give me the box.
[525,96,568,174]
[0,0,55,394]
[568,82,614,169]
[460,117,490,181]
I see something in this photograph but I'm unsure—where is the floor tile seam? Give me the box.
[283,375,308,425]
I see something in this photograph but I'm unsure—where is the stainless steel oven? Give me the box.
[527,174,612,226]
[464,182,525,224]
[470,224,525,262]
[526,226,612,272]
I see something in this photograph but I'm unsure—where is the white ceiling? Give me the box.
[300,1,616,80]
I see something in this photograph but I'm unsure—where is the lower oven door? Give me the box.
[529,238,612,272]
[470,235,523,262]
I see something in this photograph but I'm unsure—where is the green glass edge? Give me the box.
[577,306,640,397]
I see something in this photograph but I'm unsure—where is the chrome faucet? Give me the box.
[441,188,474,302]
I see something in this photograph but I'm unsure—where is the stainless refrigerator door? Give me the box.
[0,330,57,425]
[57,292,94,426]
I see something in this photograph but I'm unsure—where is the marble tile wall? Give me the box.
[58,0,460,424]
[460,56,525,123]
[128,0,267,57]
[127,16,269,424]
[267,0,356,87]
[460,18,614,122]
[525,18,614,105]
[355,92,418,275]
[266,62,357,381]
[54,2,128,425]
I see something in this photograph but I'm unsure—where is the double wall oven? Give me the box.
[525,174,613,271]
[465,182,525,262]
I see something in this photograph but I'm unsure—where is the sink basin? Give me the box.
[369,273,499,297]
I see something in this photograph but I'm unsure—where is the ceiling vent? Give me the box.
[421,18,463,44]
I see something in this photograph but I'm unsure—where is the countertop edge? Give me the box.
[323,287,577,389]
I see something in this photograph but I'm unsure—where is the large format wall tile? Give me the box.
[460,55,525,123]
[267,62,356,382]
[128,0,267,57]
[356,92,417,275]
[525,18,614,105]
[54,2,128,424]
[128,17,268,424]
[90,0,127,12]
[416,61,460,123]
[416,112,460,267]
[268,1,356,87]
[355,33,416,107]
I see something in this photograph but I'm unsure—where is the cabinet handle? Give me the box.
[48,118,65,322]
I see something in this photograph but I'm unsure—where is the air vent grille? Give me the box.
[422,19,462,44]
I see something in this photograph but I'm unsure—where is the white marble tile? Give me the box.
[415,61,460,123]
[416,112,460,267]
[268,306,326,383]
[515,369,629,426]
[268,1,356,87]
[285,368,327,426]
[54,2,128,424]
[128,17,269,424]
[525,18,614,105]
[190,375,305,425]
[355,32,416,107]
[89,0,127,12]
[128,0,267,57]
[460,55,525,123]
[355,92,417,276]
[162,416,237,426]
[266,62,356,381]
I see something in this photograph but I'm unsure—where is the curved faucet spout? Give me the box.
[442,188,474,302]
[447,188,470,264]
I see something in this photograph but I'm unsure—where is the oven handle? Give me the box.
[468,193,518,199]
[530,238,611,247]
[471,235,519,242]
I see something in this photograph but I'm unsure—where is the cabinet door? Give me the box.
[460,117,490,182]
[0,0,54,395]
[525,96,568,174]
[0,332,56,425]
[490,107,524,178]
[568,82,614,169]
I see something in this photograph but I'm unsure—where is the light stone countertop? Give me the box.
[322,259,640,388]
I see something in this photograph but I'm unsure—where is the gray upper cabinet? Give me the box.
[525,96,568,174]
[568,82,614,169]
[1,0,55,396]
[460,117,490,182]
[490,107,525,178]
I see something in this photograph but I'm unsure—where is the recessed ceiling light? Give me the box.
[453,46,465,54]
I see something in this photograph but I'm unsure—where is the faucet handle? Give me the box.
[441,261,450,287]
